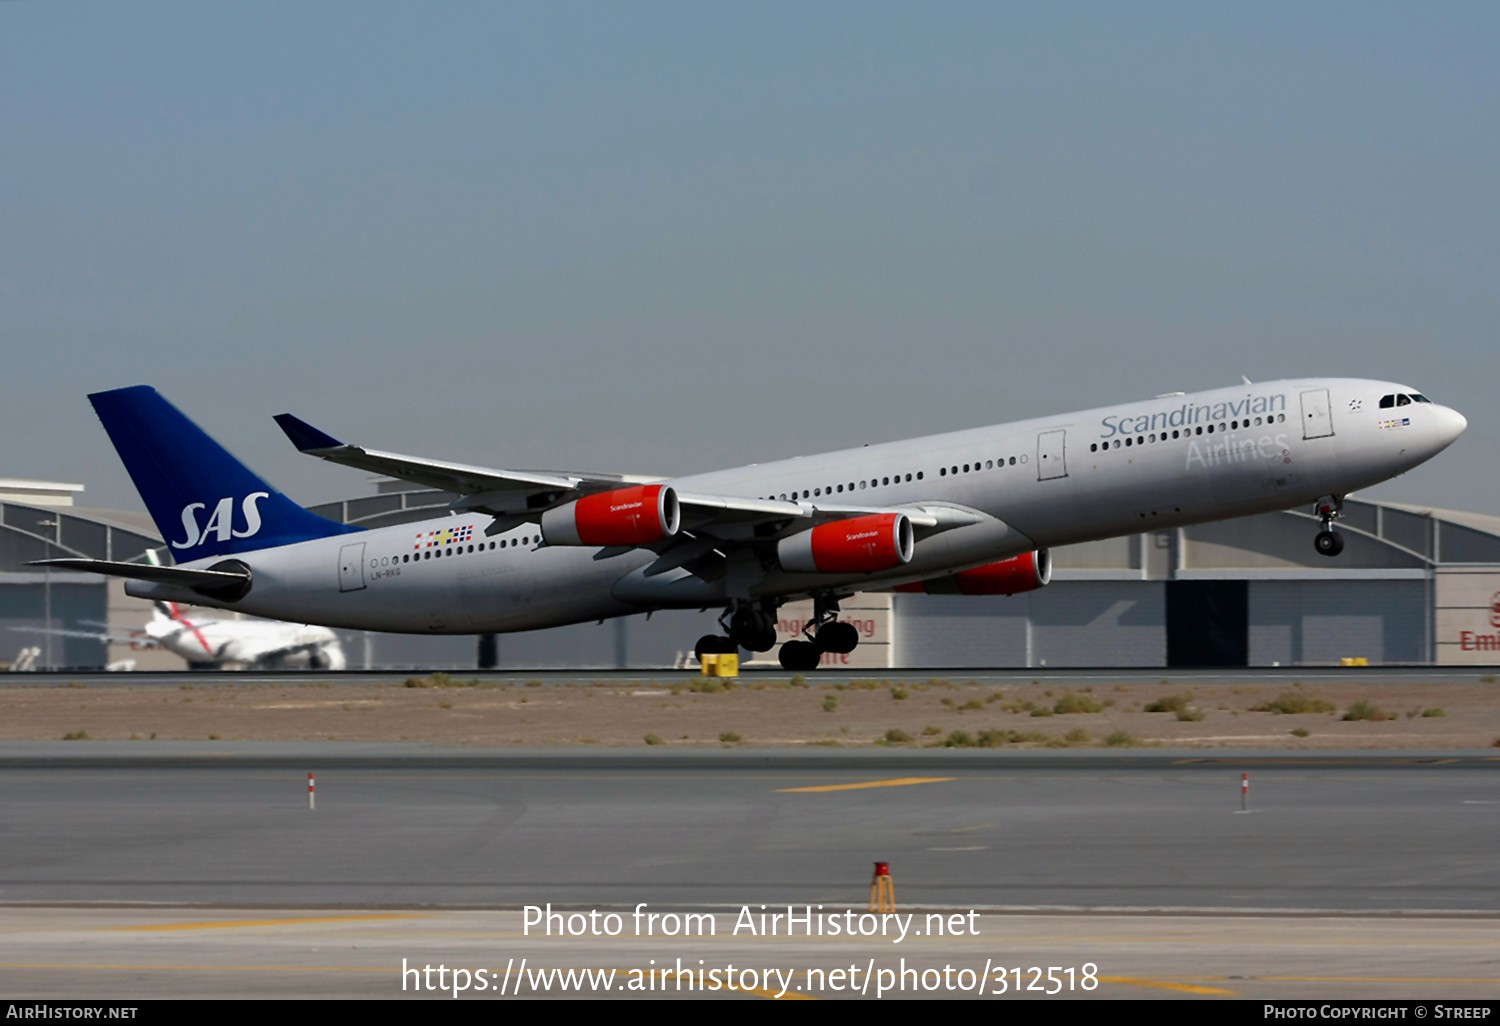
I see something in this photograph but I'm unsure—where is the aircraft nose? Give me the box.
[1435,405,1467,447]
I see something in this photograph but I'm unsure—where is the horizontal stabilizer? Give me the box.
[7,625,135,643]
[29,559,252,601]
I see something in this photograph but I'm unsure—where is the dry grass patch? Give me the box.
[1053,692,1102,714]
[1046,728,1092,748]
[1342,699,1395,722]
[1253,691,1337,715]
[937,728,1050,748]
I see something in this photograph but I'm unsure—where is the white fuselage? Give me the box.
[145,608,346,669]
[128,378,1465,635]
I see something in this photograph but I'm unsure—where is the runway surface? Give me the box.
[3,905,1496,1000]
[7,665,1499,688]
[2,752,1497,908]
[3,749,1498,999]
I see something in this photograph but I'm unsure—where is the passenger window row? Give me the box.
[1089,413,1287,453]
[1379,393,1430,408]
[760,472,926,502]
[374,535,538,568]
[939,455,1022,477]
[756,451,1046,500]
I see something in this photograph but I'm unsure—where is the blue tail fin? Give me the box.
[89,386,360,561]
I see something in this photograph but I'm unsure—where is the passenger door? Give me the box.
[1036,429,1068,480]
[1300,389,1334,440]
[337,542,366,593]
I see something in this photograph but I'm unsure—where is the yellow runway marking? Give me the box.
[0,963,387,973]
[1101,976,1237,995]
[742,987,817,1000]
[1252,975,1500,984]
[777,777,956,793]
[0,964,805,997]
[103,914,424,932]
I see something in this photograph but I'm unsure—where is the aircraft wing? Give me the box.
[273,413,990,562]
[274,413,659,514]
[276,413,962,529]
[673,494,945,537]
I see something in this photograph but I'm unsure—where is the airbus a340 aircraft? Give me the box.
[37,380,1464,671]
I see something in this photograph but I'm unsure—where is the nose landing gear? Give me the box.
[1314,496,1345,557]
[1314,530,1344,556]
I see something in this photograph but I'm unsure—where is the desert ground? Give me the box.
[5,673,1500,749]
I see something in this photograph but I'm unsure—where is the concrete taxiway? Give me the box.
[1,747,1496,908]
[2,746,1497,999]
[2,905,1497,1000]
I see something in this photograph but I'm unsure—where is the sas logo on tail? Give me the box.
[171,493,270,550]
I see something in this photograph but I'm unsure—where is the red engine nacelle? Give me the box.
[541,485,680,546]
[778,513,915,574]
[895,549,1052,595]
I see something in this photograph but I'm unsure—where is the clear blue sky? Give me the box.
[3,2,1496,512]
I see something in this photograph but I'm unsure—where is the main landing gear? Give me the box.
[693,601,779,664]
[693,596,862,672]
[1314,496,1345,557]
[778,595,858,673]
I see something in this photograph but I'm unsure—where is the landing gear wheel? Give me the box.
[1314,530,1344,557]
[729,607,778,652]
[778,640,822,672]
[745,625,778,652]
[814,621,859,655]
[694,634,737,663]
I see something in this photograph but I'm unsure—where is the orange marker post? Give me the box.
[1241,772,1248,812]
[870,861,895,913]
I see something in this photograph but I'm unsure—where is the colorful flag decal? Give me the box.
[414,524,476,550]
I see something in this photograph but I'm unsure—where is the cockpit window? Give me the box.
[1410,393,1431,403]
[1396,394,1411,406]
[1379,394,1395,408]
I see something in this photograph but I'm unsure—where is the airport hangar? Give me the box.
[2,476,1498,672]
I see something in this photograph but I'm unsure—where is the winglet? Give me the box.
[273,413,344,453]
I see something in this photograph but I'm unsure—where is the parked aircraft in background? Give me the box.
[11,589,345,671]
[35,380,1465,670]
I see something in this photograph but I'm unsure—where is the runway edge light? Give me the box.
[870,861,895,913]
